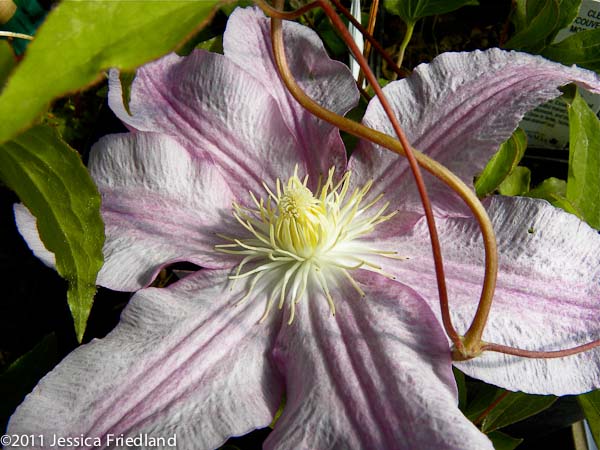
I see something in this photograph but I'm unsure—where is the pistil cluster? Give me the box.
[216,167,400,323]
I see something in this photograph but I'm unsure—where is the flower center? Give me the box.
[216,167,400,324]
[276,176,323,257]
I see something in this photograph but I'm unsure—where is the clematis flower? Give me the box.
[9,7,600,449]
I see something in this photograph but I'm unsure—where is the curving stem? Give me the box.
[260,0,600,363]
[329,1,600,359]
[264,0,503,354]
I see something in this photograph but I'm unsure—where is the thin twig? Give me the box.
[0,31,33,41]
[357,0,380,88]
[257,0,408,79]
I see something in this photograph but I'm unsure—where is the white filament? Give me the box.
[216,167,401,324]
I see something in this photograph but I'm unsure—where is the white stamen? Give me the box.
[215,167,402,323]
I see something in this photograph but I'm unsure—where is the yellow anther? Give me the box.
[215,167,402,324]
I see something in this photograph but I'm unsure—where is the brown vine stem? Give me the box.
[364,0,379,60]
[327,0,408,79]
[263,0,502,354]
[257,0,407,79]
[308,0,464,351]
[357,0,381,88]
[321,1,600,361]
[480,339,600,359]
[259,0,600,363]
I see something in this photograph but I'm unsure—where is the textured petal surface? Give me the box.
[376,196,600,395]
[108,50,307,197]
[350,49,600,216]
[108,8,357,196]
[223,7,359,181]
[89,132,235,291]
[13,203,56,268]
[266,272,492,450]
[8,270,283,450]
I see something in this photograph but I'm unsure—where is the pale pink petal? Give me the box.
[89,132,236,291]
[107,9,354,198]
[266,272,492,450]
[108,50,313,196]
[376,196,600,395]
[223,7,359,178]
[350,49,600,216]
[8,270,283,449]
[13,203,56,268]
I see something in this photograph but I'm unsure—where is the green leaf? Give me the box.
[464,382,505,422]
[578,389,600,448]
[317,23,348,58]
[488,431,524,450]
[119,71,136,116]
[525,177,584,217]
[564,87,600,229]
[506,0,580,52]
[543,28,600,71]
[551,195,584,217]
[549,0,581,30]
[313,9,348,58]
[526,177,567,200]
[480,392,557,433]
[465,383,556,434]
[0,0,222,145]
[453,367,468,412]
[497,166,531,196]
[0,125,104,341]
[505,0,560,52]
[511,0,529,31]
[176,8,229,57]
[342,96,369,152]
[220,0,254,16]
[0,41,15,87]
[554,0,582,32]
[383,0,478,25]
[0,334,59,432]
[475,128,528,197]
[508,0,580,53]
[194,35,224,54]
